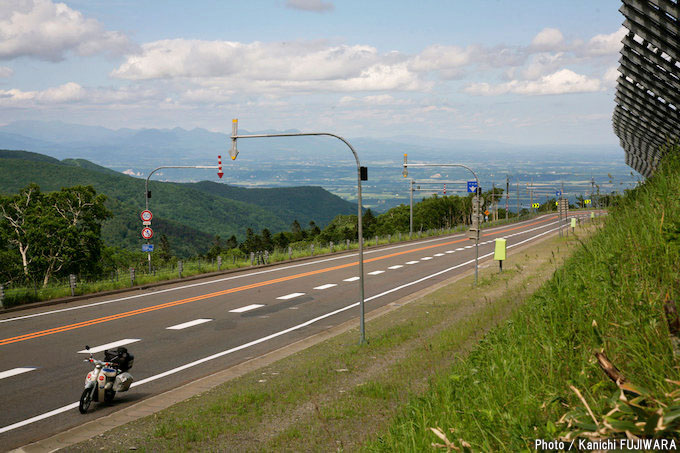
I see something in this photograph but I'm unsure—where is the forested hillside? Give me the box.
[0,150,355,256]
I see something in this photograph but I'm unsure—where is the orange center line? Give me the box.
[0,216,557,346]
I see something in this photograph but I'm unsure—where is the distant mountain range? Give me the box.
[0,120,623,170]
[0,150,356,256]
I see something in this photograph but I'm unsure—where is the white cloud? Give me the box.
[531,28,564,50]
[584,26,626,56]
[0,82,162,106]
[112,39,425,93]
[603,66,620,87]
[285,0,334,12]
[465,69,602,96]
[0,66,13,77]
[0,0,132,61]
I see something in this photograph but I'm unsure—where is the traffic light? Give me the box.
[229,118,239,160]
[402,154,408,178]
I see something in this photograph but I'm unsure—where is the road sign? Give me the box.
[142,244,154,252]
[142,220,151,226]
[532,203,540,208]
[467,181,478,193]
[585,199,591,204]
[484,209,490,216]
[141,227,153,239]
[140,210,153,222]
[556,190,562,198]
[217,155,224,179]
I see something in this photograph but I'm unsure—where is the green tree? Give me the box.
[206,235,223,260]
[158,234,173,263]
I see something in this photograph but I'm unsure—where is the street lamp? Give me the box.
[229,119,369,344]
[402,156,481,285]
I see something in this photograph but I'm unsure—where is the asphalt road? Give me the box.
[0,213,589,449]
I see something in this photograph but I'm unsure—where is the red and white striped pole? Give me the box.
[217,155,224,179]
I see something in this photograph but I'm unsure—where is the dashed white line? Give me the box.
[166,319,213,330]
[0,367,37,380]
[343,276,360,282]
[388,265,403,269]
[406,261,419,265]
[368,270,385,275]
[455,248,465,251]
[314,284,337,290]
[78,339,141,354]
[464,246,473,249]
[229,304,265,313]
[276,293,306,300]
[420,257,433,261]
[445,250,455,254]
[434,253,445,257]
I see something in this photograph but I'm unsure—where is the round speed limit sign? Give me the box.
[141,227,153,239]
[140,210,153,222]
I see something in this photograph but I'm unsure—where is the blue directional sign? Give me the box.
[556,190,562,198]
[142,244,154,252]
[467,181,478,193]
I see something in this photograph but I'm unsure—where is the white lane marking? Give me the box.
[276,293,305,300]
[314,284,337,290]
[420,257,433,261]
[388,265,403,270]
[166,319,213,330]
[0,224,564,435]
[434,253,444,257]
[78,339,140,354]
[455,248,465,251]
[445,251,455,254]
[368,270,385,275]
[406,261,419,265]
[229,304,265,313]
[464,246,473,249]
[0,367,37,380]
[343,277,360,282]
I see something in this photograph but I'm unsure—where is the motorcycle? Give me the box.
[79,345,134,414]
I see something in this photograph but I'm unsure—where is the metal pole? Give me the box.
[409,179,414,239]
[232,129,367,344]
[402,163,480,285]
[517,181,520,218]
[506,175,509,221]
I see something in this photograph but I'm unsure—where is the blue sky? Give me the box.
[0,0,626,145]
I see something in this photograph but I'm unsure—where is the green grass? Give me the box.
[365,150,680,451]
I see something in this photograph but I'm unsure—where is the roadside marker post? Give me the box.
[571,217,577,232]
[1,284,5,308]
[494,238,506,272]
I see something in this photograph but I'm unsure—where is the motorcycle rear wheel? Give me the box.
[79,388,93,414]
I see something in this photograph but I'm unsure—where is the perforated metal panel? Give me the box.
[613,0,679,178]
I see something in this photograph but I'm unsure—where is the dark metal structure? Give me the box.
[613,0,679,178]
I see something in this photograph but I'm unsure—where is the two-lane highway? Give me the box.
[0,213,587,449]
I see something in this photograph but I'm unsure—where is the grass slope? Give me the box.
[367,152,680,450]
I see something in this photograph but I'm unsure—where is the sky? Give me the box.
[0,0,626,146]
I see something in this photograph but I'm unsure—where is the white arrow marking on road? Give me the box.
[276,293,305,300]
[166,319,213,330]
[314,284,337,290]
[0,367,37,380]
[229,304,264,313]
[77,339,140,354]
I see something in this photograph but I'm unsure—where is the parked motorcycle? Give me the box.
[79,345,134,414]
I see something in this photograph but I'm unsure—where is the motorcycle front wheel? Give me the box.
[79,388,93,414]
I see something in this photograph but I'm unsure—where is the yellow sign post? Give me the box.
[494,238,506,272]
[571,217,576,231]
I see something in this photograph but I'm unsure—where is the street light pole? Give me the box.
[402,160,481,285]
[409,179,414,239]
[229,120,368,344]
[144,164,220,273]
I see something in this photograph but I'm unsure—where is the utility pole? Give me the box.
[529,179,534,214]
[516,181,520,218]
[409,179,414,239]
[506,175,509,220]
